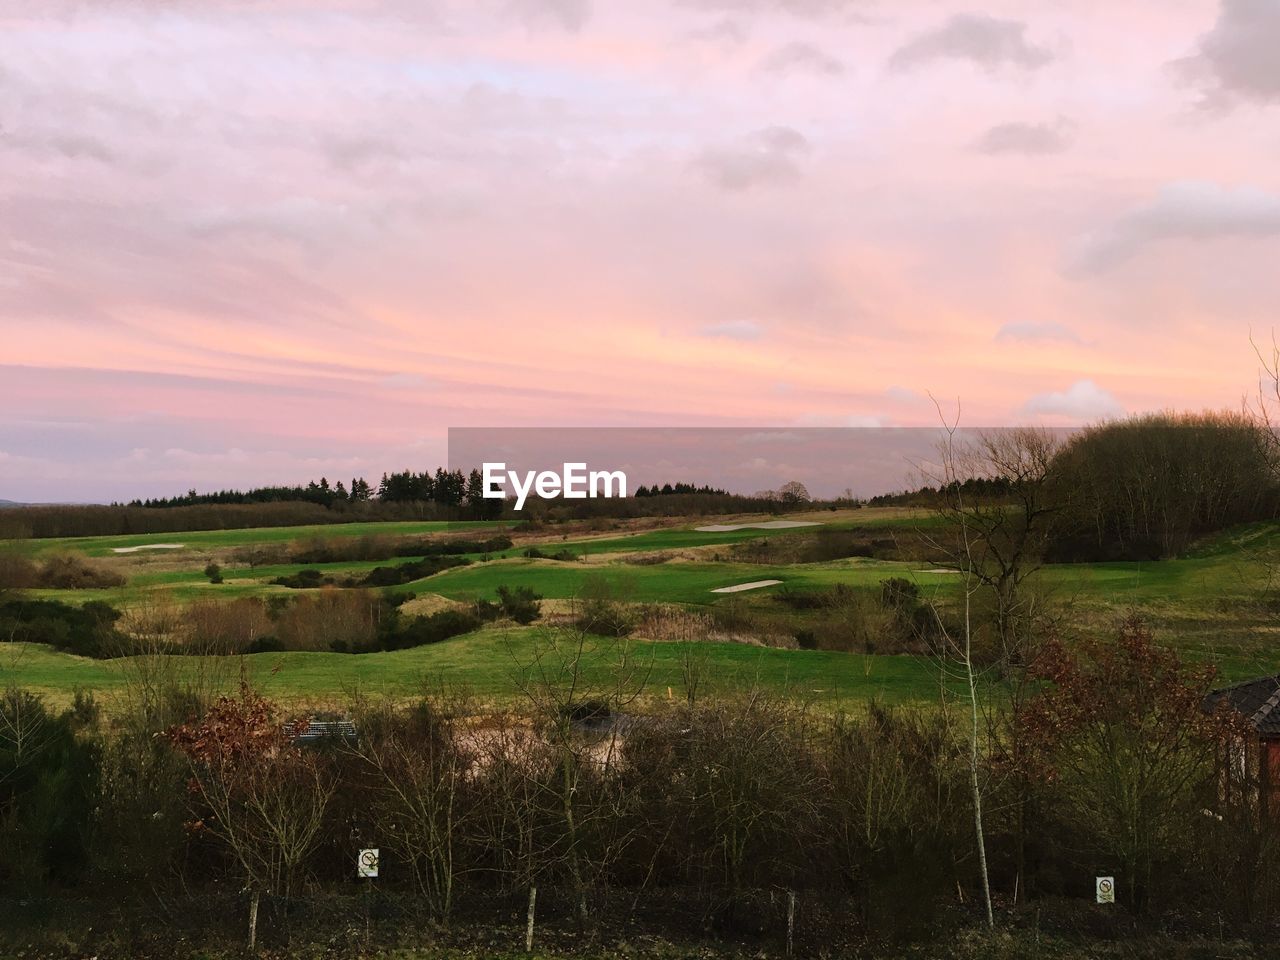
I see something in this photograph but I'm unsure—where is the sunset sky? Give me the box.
[3,0,1280,501]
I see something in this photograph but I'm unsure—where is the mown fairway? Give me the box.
[0,630,941,707]
[7,519,507,557]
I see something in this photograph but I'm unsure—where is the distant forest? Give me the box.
[5,411,1280,551]
[0,469,798,539]
[130,473,730,510]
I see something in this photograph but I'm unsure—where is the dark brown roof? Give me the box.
[1204,675,1280,737]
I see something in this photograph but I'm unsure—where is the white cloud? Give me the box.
[1073,180,1280,272]
[1023,380,1122,420]
[693,126,811,191]
[973,118,1073,155]
[889,14,1054,72]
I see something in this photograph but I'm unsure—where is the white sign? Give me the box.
[358,848,380,878]
[1096,876,1114,904]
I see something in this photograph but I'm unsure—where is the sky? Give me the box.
[3,0,1280,501]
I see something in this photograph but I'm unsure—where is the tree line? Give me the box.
[880,410,1280,562]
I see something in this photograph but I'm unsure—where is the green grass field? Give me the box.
[10,519,508,557]
[0,628,942,707]
[5,508,1280,707]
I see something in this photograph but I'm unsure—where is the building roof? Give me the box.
[1204,675,1280,737]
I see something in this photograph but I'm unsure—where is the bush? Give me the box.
[0,553,38,590]
[523,546,579,561]
[0,598,123,657]
[271,568,333,589]
[773,586,830,610]
[274,590,383,651]
[288,533,512,565]
[34,552,125,589]
[575,574,636,636]
[186,597,273,654]
[228,543,288,568]
[203,561,223,584]
[359,556,469,587]
[879,577,919,609]
[0,689,100,891]
[378,609,482,651]
[496,585,542,624]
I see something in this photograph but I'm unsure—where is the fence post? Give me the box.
[786,889,796,957]
[248,889,260,953]
[525,885,538,953]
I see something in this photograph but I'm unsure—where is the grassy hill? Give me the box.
[4,508,1280,707]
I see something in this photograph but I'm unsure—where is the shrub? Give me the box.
[359,556,469,587]
[270,568,332,589]
[0,552,38,590]
[204,561,224,584]
[575,589,635,636]
[228,544,288,568]
[186,598,273,654]
[35,552,125,589]
[496,585,542,624]
[773,586,830,610]
[378,609,482,651]
[0,689,100,891]
[1017,617,1230,913]
[523,546,579,561]
[0,598,123,657]
[274,590,383,651]
[287,534,513,565]
[879,577,919,609]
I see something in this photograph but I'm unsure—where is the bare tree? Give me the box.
[168,678,335,951]
[919,400,995,928]
[509,621,653,931]
[350,690,473,921]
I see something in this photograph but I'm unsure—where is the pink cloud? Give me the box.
[0,0,1273,501]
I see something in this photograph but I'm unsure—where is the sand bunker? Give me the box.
[921,568,958,574]
[695,521,823,533]
[111,543,186,554]
[711,579,783,594]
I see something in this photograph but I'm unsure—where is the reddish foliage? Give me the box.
[1010,615,1240,782]
[168,680,281,764]
[166,678,314,805]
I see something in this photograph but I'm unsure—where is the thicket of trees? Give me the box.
[1,617,1276,954]
[875,411,1280,563]
[633,481,729,496]
[1048,411,1278,560]
[130,477,374,509]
